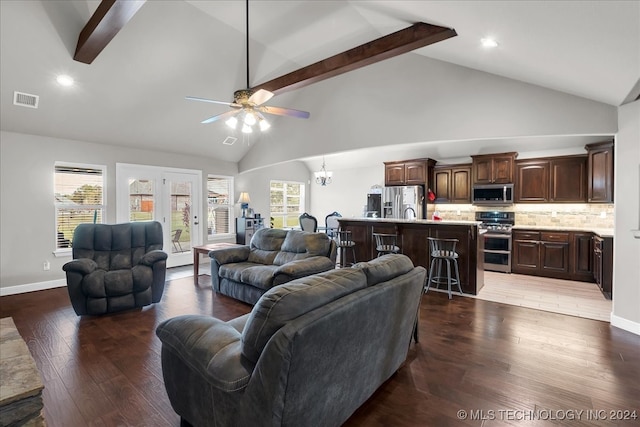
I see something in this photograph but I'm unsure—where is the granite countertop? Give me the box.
[339,217,481,226]
[512,224,614,237]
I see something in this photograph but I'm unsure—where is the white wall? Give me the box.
[240,54,617,172]
[0,131,237,290]
[309,164,385,222]
[611,100,640,334]
[234,160,311,225]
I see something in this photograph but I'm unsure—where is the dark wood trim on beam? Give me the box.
[252,22,456,95]
[74,0,146,64]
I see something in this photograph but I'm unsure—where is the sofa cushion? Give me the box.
[239,265,281,290]
[241,268,368,363]
[273,230,332,265]
[247,228,288,264]
[353,254,415,286]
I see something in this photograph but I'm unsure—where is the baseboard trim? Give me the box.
[0,279,67,296]
[610,313,640,336]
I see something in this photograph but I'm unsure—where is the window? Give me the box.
[207,175,233,238]
[54,163,106,250]
[128,179,155,222]
[270,181,305,228]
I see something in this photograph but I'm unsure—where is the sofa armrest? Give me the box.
[156,315,254,392]
[62,258,97,275]
[275,256,335,281]
[209,246,250,265]
[139,249,168,266]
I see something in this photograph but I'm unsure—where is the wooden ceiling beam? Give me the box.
[74,0,146,64]
[252,22,457,96]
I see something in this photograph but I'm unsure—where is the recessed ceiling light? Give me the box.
[481,38,499,48]
[56,75,74,86]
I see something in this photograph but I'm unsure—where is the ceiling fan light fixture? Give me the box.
[259,118,271,131]
[244,111,257,126]
[241,123,253,133]
[225,116,238,129]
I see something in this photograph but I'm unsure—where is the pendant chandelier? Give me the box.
[315,157,333,186]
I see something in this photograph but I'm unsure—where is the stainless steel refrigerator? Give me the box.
[382,186,424,219]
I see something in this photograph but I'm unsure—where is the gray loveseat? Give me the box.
[209,228,337,305]
[62,221,167,316]
[156,254,426,427]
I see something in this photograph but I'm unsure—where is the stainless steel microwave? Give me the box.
[472,183,514,205]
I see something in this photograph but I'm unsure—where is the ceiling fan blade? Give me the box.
[201,109,240,124]
[260,105,310,119]
[248,89,274,106]
[186,96,241,108]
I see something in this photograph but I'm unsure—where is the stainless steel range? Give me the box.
[476,211,515,273]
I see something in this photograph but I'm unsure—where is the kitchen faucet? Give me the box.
[403,207,416,219]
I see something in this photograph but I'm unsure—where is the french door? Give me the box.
[116,164,202,268]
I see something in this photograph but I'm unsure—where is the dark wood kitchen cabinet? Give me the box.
[433,164,471,203]
[539,232,570,277]
[512,230,570,278]
[515,155,587,203]
[384,158,435,187]
[571,232,593,282]
[550,156,587,202]
[593,235,613,299]
[512,231,541,274]
[586,141,614,203]
[515,160,549,202]
[471,152,517,184]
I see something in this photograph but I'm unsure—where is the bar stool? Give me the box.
[373,233,400,257]
[425,237,462,299]
[337,230,357,267]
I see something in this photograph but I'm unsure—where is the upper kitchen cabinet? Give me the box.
[586,141,614,203]
[433,164,471,203]
[471,152,517,184]
[515,160,549,202]
[550,156,587,202]
[515,155,587,203]
[384,158,436,187]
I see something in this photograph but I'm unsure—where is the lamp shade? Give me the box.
[237,192,251,204]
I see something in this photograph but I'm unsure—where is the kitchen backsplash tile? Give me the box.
[432,203,615,228]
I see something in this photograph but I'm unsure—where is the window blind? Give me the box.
[54,164,105,249]
[207,176,233,236]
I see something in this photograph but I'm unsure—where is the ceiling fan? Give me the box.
[186,0,310,133]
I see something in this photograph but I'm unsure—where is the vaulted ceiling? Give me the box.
[1,1,638,170]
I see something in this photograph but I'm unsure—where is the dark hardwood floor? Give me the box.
[1,275,639,426]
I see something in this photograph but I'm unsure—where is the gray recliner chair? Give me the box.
[62,221,168,316]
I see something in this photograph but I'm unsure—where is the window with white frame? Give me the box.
[207,175,234,238]
[270,180,305,229]
[54,163,106,250]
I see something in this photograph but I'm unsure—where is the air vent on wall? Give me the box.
[13,91,39,108]
[222,136,237,145]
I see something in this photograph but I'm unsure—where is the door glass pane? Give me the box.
[171,180,192,254]
[129,179,155,221]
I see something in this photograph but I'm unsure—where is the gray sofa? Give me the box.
[209,228,337,305]
[62,221,167,316]
[156,254,426,427]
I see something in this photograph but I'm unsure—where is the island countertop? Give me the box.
[340,217,482,226]
[338,217,484,295]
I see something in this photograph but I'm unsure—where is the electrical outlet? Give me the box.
[43,261,50,271]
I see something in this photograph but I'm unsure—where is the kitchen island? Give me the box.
[337,218,484,295]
